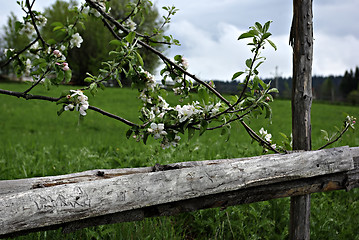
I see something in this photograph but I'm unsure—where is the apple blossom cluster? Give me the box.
[64,90,89,116]
[259,127,276,150]
[136,65,223,148]
[20,14,47,37]
[161,56,191,97]
[346,115,356,129]
[122,19,137,32]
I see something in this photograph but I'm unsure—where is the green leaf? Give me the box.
[232,71,244,80]
[262,32,272,40]
[254,61,264,70]
[55,70,64,83]
[51,22,64,27]
[99,82,106,90]
[198,88,209,104]
[268,88,279,93]
[245,58,252,68]
[89,82,97,96]
[64,69,72,83]
[255,22,263,32]
[238,32,254,40]
[266,39,277,50]
[174,55,182,62]
[47,39,57,45]
[126,31,136,44]
[53,26,64,32]
[109,39,123,46]
[263,21,272,33]
[60,90,70,97]
[135,52,144,66]
[84,77,94,83]
[320,129,330,141]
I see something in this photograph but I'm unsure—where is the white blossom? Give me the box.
[30,42,39,50]
[37,15,47,27]
[125,19,137,32]
[22,22,34,36]
[148,123,167,140]
[176,104,198,123]
[181,57,189,69]
[259,127,272,142]
[64,104,74,111]
[66,90,89,116]
[70,33,83,48]
[25,59,32,75]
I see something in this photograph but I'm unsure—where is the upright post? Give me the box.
[289,0,313,239]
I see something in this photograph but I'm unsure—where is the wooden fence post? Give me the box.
[289,0,313,239]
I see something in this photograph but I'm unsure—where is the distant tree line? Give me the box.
[212,67,359,104]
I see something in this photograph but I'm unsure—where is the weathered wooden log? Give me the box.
[0,155,275,196]
[0,146,358,238]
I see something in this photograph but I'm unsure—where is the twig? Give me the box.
[23,67,50,94]
[26,0,47,47]
[0,88,141,128]
[0,37,40,68]
[318,123,350,150]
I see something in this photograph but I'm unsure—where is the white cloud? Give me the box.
[157,20,292,81]
[313,32,359,76]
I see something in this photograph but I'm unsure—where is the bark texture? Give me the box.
[290,0,314,239]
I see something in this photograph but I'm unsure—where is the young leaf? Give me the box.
[245,58,252,68]
[255,22,263,32]
[64,69,72,83]
[109,39,123,46]
[238,32,254,40]
[262,32,272,40]
[135,52,144,66]
[232,71,244,80]
[126,31,136,44]
[266,39,277,50]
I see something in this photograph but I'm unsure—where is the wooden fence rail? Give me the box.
[1,146,359,238]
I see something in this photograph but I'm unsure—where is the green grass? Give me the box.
[1,82,359,239]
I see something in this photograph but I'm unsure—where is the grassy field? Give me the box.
[1,82,359,239]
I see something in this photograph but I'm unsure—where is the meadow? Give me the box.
[1,82,359,239]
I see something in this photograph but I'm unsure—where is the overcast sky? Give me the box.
[1,0,359,80]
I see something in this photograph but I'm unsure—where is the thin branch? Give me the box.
[26,0,47,47]
[317,123,351,150]
[120,0,142,24]
[23,67,50,94]
[0,37,40,68]
[236,44,261,104]
[0,88,60,102]
[240,121,281,154]
[88,106,140,128]
[0,88,141,128]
